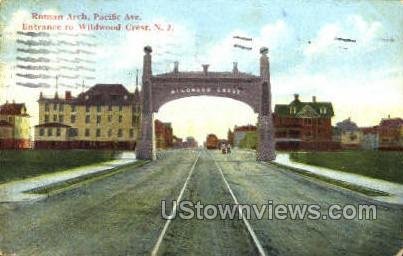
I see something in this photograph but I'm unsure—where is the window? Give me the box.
[118,129,123,137]
[108,105,112,111]
[44,115,49,123]
[119,106,123,111]
[56,128,61,137]
[119,115,122,123]
[85,115,90,123]
[71,115,76,123]
[53,104,57,111]
[39,128,45,136]
[129,129,134,138]
[97,115,101,124]
[85,129,90,137]
[8,116,12,123]
[45,103,49,112]
[47,128,53,136]
[59,115,64,123]
[59,104,64,112]
[97,105,101,112]
[108,129,112,137]
[108,115,112,122]
[96,129,101,137]
[86,105,90,112]
[53,115,57,122]
[71,105,76,112]
[68,128,78,137]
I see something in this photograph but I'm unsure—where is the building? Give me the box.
[0,102,31,149]
[227,129,234,146]
[273,94,338,150]
[360,126,379,150]
[206,134,219,149]
[233,125,257,147]
[154,119,173,149]
[172,135,183,148]
[378,117,403,150]
[34,84,141,149]
[182,136,198,148]
[335,118,363,149]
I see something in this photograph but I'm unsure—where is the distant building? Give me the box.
[0,102,31,149]
[336,118,363,149]
[172,135,183,148]
[378,117,403,150]
[34,84,141,149]
[183,137,198,148]
[227,129,234,146]
[273,94,338,150]
[360,126,379,150]
[155,119,173,149]
[206,134,219,149]
[233,125,257,147]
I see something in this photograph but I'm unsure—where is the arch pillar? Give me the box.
[257,47,276,161]
[136,46,156,160]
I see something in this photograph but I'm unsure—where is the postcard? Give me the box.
[0,0,402,255]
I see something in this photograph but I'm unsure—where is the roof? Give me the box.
[35,122,71,128]
[274,98,334,118]
[154,71,260,81]
[336,118,359,131]
[39,84,140,106]
[234,125,257,132]
[0,120,13,127]
[360,126,378,134]
[379,118,403,128]
[0,103,29,116]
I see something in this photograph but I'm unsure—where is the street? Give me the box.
[0,149,401,255]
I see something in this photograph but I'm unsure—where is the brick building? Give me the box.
[34,84,141,149]
[232,125,257,147]
[154,119,173,149]
[378,117,403,150]
[0,102,31,149]
[273,94,338,150]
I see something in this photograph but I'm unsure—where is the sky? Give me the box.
[0,0,402,143]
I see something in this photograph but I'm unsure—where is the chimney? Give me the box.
[202,64,209,75]
[312,96,316,103]
[55,92,59,99]
[233,62,238,73]
[294,94,299,101]
[12,99,15,104]
[174,61,179,73]
[65,91,72,100]
[39,92,43,99]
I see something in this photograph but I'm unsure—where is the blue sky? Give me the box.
[0,0,402,142]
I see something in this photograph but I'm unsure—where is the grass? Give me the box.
[270,162,390,197]
[26,160,148,195]
[0,150,120,184]
[289,151,403,184]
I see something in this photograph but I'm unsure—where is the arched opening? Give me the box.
[155,96,257,146]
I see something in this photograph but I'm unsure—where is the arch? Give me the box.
[136,46,276,161]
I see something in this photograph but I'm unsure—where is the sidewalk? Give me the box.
[0,152,136,203]
[275,153,403,205]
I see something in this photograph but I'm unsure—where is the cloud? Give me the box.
[95,20,196,73]
[304,15,383,56]
[200,19,292,73]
